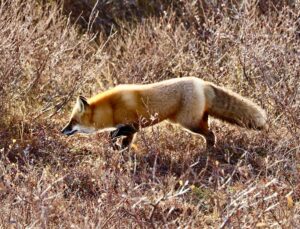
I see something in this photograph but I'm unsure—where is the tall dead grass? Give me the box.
[0,0,299,227]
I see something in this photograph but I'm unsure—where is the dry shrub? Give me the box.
[0,0,299,228]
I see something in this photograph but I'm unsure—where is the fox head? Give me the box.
[61,96,96,136]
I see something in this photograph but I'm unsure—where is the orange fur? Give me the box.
[61,77,267,148]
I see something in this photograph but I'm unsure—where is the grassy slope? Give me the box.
[0,0,299,228]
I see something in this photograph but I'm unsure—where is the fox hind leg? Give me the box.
[184,112,216,149]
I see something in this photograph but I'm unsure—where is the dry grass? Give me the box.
[1,0,300,228]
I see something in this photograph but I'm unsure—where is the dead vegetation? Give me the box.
[0,0,299,227]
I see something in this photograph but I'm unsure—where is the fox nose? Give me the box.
[61,124,77,136]
[61,124,71,135]
[61,127,67,135]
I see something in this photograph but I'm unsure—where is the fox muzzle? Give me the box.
[61,123,77,136]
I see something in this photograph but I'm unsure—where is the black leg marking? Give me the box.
[189,127,216,149]
[110,124,138,150]
[110,124,137,139]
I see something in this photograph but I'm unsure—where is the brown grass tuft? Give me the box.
[0,0,299,227]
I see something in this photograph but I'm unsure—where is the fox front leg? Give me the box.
[110,124,137,150]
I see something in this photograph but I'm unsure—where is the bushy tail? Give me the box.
[205,84,267,130]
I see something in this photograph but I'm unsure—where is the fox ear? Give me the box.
[77,96,89,113]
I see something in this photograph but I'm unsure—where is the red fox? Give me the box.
[61,77,266,149]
